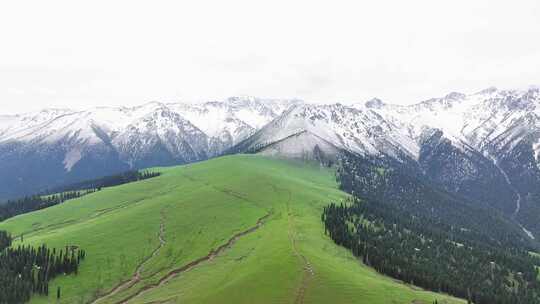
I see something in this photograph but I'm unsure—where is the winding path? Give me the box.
[278,186,314,304]
[91,211,167,304]
[115,212,271,304]
[91,177,304,304]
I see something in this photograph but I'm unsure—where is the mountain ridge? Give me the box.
[0,97,301,199]
[2,88,540,243]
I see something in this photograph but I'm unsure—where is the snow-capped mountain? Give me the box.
[2,87,540,240]
[229,87,540,172]
[228,86,540,240]
[229,103,418,163]
[366,87,540,159]
[0,97,300,199]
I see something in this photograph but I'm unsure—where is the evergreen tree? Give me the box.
[321,152,540,304]
[0,169,160,224]
[0,238,86,303]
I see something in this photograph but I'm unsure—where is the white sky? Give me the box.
[1,0,539,114]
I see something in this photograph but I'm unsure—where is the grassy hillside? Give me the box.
[0,155,464,304]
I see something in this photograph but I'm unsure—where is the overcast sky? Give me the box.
[1,0,539,114]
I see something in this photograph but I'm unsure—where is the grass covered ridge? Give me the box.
[0,155,464,304]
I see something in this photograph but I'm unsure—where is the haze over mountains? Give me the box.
[2,86,540,240]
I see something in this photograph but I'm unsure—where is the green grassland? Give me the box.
[0,155,464,304]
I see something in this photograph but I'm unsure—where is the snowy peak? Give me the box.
[362,87,540,155]
[4,87,540,204]
[166,97,301,145]
[3,87,540,166]
[225,86,540,174]
[113,107,209,167]
[5,88,540,239]
[364,98,386,109]
[415,91,467,110]
[0,97,300,175]
[235,103,419,162]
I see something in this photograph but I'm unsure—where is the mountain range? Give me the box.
[2,86,540,240]
[0,97,298,199]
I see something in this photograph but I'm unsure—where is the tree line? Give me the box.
[323,199,540,303]
[323,152,540,303]
[335,152,533,250]
[0,238,86,303]
[0,170,161,223]
[0,191,88,223]
[47,170,161,193]
[0,169,158,302]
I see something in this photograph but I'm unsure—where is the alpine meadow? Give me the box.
[0,155,463,304]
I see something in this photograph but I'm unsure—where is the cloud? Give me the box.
[0,0,539,113]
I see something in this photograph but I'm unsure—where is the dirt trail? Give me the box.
[91,178,276,304]
[21,190,173,241]
[278,186,314,304]
[91,211,167,304]
[115,212,271,304]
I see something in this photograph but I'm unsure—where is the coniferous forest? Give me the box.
[0,191,89,223]
[335,152,531,250]
[49,170,161,193]
[0,170,159,303]
[0,170,160,223]
[323,153,540,304]
[0,233,86,304]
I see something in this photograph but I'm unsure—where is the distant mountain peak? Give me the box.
[476,86,498,95]
[225,95,259,104]
[365,98,385,109]
[444,92,466,100]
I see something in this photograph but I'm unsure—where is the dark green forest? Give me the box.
[47,170,160,194]
[324,153,540,303]
[0,170,159,303]
[0,170,160,223]
[0,191,88,223]
[336,152,532,250]
[0,235,86,304]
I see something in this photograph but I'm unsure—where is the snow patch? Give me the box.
[63,148,83,172]
[520,224,535,240]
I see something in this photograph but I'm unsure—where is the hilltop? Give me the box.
[0,155,462,304]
